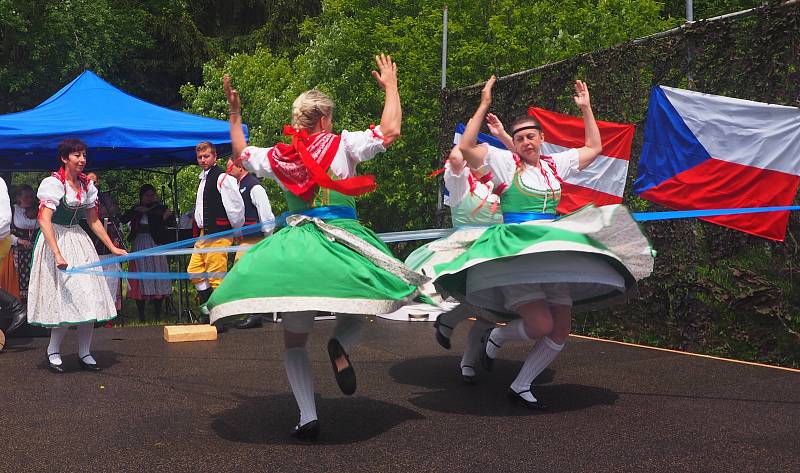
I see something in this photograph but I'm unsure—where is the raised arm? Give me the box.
[486,112,514,152]
[458,75,495,170]
[224,74,248,160]
[371,54,401,147]
[573,80,602,170]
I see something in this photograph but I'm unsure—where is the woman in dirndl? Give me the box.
[28,139,127,373]
[10,185,38,302]
[207,54,424,440]
[433,76,653,408]
[120,184,173,322]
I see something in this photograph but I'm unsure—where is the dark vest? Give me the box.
[202,166,231,234]
[239,173,261,226]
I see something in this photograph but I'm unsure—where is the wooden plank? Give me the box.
[163,324,219,343]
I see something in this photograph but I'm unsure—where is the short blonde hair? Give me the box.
[292,90,335,131]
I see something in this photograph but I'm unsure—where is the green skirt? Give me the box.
[432,205,654,317]
[208,218,419,323]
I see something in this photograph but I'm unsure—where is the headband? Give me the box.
[510,124,541,137]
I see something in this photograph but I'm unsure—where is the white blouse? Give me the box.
[240,126,387,185]
[13,205,38,229]
[485,146,580,191]
[444,162,498,208]
[37,176,98,210]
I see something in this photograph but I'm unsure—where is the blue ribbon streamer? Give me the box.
[64,205,800,279]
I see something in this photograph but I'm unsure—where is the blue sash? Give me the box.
[502,212,557,224]
[276,205,358,227]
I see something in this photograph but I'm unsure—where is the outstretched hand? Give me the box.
[573,79,591,109]
[480,75,497,107]
[486,112,505,136]
[223,74,241,115]
[371,53,398,90]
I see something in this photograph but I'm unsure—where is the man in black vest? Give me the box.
[187,142,244,329]
[226,157,274,329]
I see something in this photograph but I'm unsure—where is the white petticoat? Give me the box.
[27,224,117,327]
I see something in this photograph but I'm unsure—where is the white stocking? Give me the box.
[510,337,564,402]
[77,323,96,365]
[47,327,68,365]
[284,347,317,426]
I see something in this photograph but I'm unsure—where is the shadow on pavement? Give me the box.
[212,393,425,445]
[390,356,616,416]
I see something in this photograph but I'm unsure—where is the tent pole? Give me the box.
[171,163,186,324]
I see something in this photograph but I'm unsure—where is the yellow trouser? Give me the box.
[0,235,10,269]
[187,232,232,289]
[234,235,264,263]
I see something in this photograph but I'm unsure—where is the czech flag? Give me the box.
[634,86,800,241]
[453,108,634,214]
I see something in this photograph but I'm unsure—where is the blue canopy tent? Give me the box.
[0,70,247,171]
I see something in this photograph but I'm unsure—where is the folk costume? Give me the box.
[80,191,124,310]
[10,204,38,300]
[27,171,117,369]
[396,160,504,381]
[207,126,424,322]
[121,202,173,320]
[430,145,653,402]
[187,165,244,302]
[206,125,425,435]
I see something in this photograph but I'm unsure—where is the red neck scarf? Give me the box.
[266,125,377,202]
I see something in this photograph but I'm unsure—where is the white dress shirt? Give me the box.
[194,169,245,230]
[0,177,11,241]
[245,181,274,235]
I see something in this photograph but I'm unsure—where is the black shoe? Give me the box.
[290,420,320,442]
[507,388,547,410]
[433,320,452,350]
[327,338,356,395]
[215,323,228,334]
[78,355,101,372]
[236,315,263,329]
[197,288,214,304]
[0,289,27,335]
[461,365,476,385]
[47,353,65,374]
[479,331,498,372]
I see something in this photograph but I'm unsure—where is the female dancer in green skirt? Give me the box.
[434,76,653,408]
[209,54,425,440]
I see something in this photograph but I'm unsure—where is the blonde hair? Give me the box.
[292,90,335,131]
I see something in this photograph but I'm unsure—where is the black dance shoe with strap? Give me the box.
[479,331,498,372]
[507,388,548,410]
[327,338,356,395]
[433,320,452,350]
[47,353,65,374]
[78,355,101,372]
[290,420,320,442]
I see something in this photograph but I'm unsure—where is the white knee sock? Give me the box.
[332,314,364,353]
[77,323,95,364]
[284,347,317,426]
[437,304,472,339]
[510,337,564,402]
[485,319,531,359]
[47,327,68,365]
[461,319,494,376]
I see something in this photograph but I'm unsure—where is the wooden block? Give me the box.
[163,324,219,343]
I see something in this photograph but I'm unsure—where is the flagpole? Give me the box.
[686,0,695,88]
[441,5,448,90]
